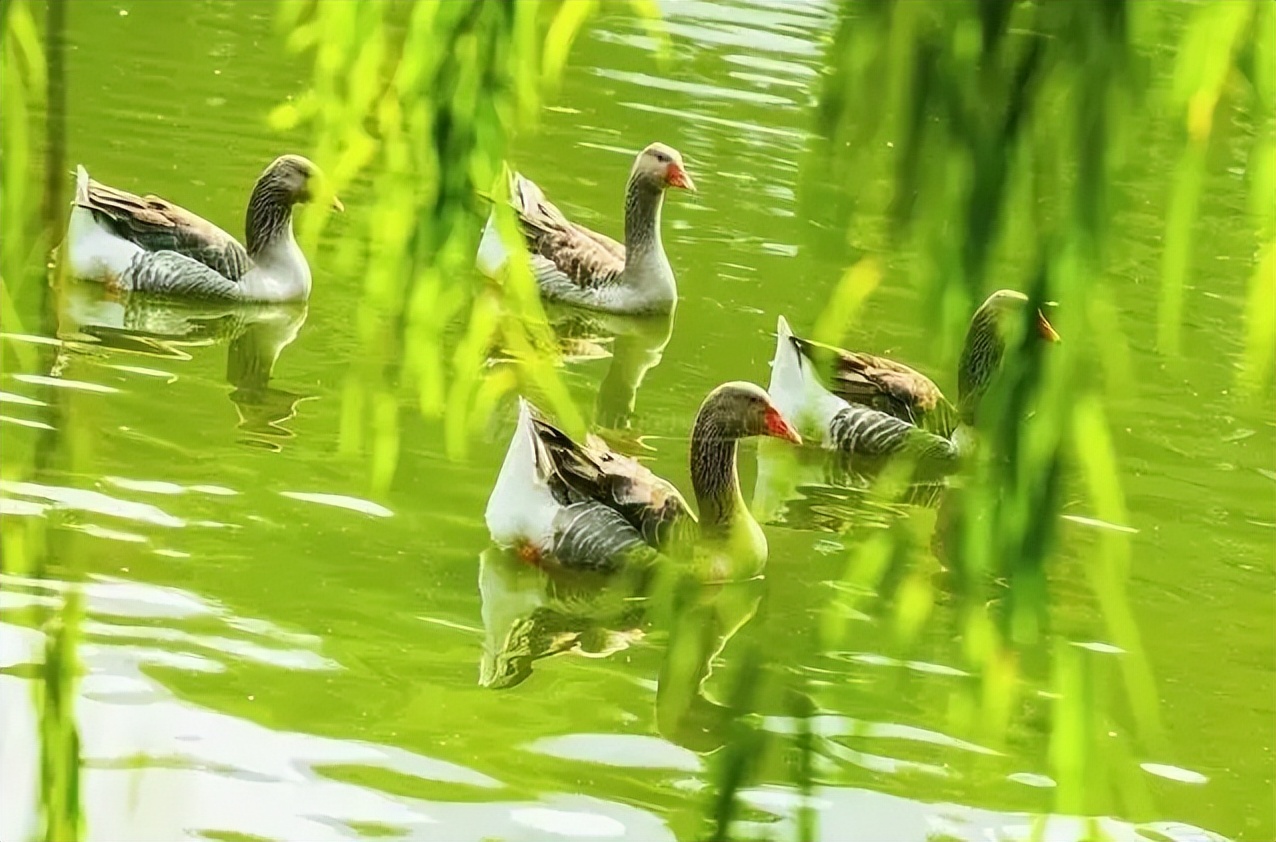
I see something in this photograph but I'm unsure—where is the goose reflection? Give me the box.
[487,304,675,431]
[477,545,651,689]
[579,308,675,430]
[476,544,766,754]
[753,435,947,533]
[58,281,310,449]
[653,573,764,753]
[223,305,310,448]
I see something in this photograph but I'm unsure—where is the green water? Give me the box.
[2,2,1273,840]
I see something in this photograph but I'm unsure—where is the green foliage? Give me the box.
[0,0,43,367]
[272,0,662,492]
[3,2,85,838]
[1163,0,1274,385]
[795,0,1272,832]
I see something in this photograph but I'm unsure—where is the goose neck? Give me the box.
[689,411,745,534]
[956,308,1003,424]
[623,176,665,261]
[245,178,295,259]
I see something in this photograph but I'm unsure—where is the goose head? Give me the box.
[975,289,1060,344]
[632,142,696,194]
[698,381,802,445]
[259,154,344,212]
[957,289,1061,423]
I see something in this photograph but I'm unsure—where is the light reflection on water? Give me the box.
[0,577,1226,842]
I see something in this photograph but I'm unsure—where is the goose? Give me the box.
[768,291,1060,470]
[782,290,1061,438]
[63,155,341,302]
[485,382,800,579]
[476,142,696,314]
[769,315,961,480]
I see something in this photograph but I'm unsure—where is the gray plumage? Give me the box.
[117,250,247,300]
[551,502,660,574]
[828,403,959,478]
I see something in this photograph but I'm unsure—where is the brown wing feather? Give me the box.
[572,223,625,261]
[529,413,695,549]
[509,174,625,290]
[83,179,250,280]
[793,337,958,436]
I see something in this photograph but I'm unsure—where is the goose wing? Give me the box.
[528,410,695,549]
[794,338,957,436]
[510,173,625,290]
[81,174,250,281]
[118,251,247,301]
[828,403,959,480]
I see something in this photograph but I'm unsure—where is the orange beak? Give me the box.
[1035,310,1060,342]
[666,163,696,193]
[764,405,802,445]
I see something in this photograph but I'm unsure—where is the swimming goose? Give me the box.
[779,290,1060,433]
[476,142,696,314]
[769,290,1060,467]
[769,316,961,479]
[63,155,341,302]
[485,382,800,577]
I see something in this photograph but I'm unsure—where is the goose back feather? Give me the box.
[791,337,958,437]
[79,169,251,280]
[527,406,696,550]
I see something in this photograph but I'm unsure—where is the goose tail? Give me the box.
[476,205,508,278]
[768,315,811,418]
[64,164,146,281]
[476,166,519,279]
[768,315,844,438]
[73,165,92,207]
[485,398,559,551]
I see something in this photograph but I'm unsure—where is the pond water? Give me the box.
[2,1,1273,841]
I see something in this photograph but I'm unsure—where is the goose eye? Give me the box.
[655,152,669,163]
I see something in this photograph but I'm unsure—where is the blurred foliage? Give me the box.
[784,0,1274,834]
[0,0,43,365]
[270,0,660,492]
[2,1,86,840]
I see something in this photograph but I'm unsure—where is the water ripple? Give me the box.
[0,480,185,527]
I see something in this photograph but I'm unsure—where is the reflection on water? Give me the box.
[224,304,311,448]
[753,437,946,532]
[655,574,763,754]
[58,282,311,449]
[570,308,675,432]
[0,574,672,842]
[478,546,648,690]
[486,303,675,433]
[479,542,763,756]
[477,543,765,753]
